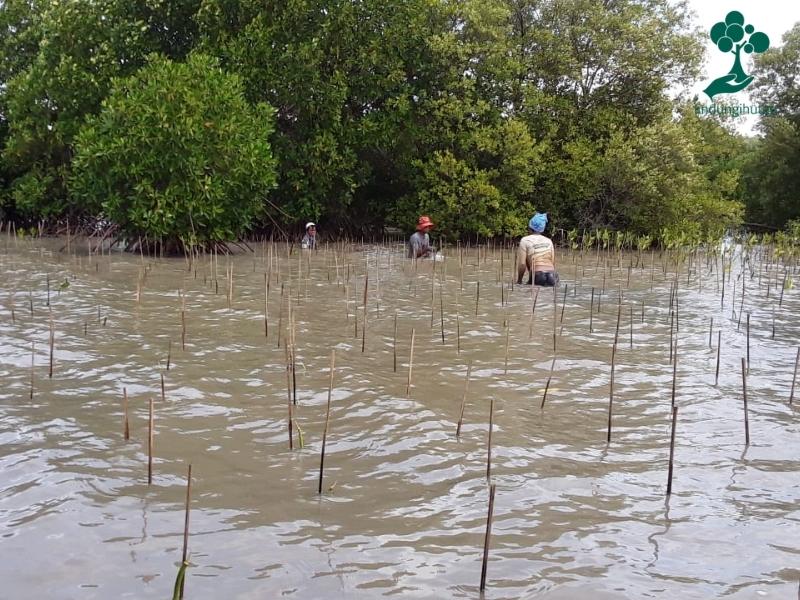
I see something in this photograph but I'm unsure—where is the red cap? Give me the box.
[416,216,434,231]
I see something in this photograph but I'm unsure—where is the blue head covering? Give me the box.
[529,212,547,233]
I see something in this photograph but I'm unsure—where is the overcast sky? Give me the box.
[684,0,800,134]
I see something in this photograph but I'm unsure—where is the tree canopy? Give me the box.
[0,0,796,243]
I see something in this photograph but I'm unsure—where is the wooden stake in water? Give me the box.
[264,272,269,338]
[589,287,594,333]
[30,341,34,400]
[456,362,472,437]
[715,331,722,386]
[318,350,336,494]
[475,281,480,317]
[393,312,398,373]
[746,313,750,372]
[607,343,616,444]
[741,357,750,446]
[440,287,445,344]
[792,347,800,404]
[540,356,556,409]
[629,304,633,349]
[671,345,678,407]
[486,398,494,480]
[479,483,497,593]
[285,344,293,450]
[669,311,674,364]
[361,274,368,353]
[406,328,415,397]
[123,388,130,441]
[666,405,678,496]
[48,310,54,378]
[181,309,186,351]
[177,463,192,599]
[166,340,172,370]
[147,398,154,484]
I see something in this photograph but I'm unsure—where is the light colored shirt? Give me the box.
[301,234,316,249]
[517,233,555,271]
[408,232,431,258]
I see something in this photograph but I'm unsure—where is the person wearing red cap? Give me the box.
[408,216,434,258]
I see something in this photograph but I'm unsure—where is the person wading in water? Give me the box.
[516,212,558,286]
[408,216,434,259]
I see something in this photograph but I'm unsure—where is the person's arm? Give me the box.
[516,243,527,284]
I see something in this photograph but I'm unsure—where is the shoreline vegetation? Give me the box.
[1,2,799,248]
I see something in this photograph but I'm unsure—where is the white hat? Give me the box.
[305,222,315,230]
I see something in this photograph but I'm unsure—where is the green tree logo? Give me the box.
[704,11,770,99]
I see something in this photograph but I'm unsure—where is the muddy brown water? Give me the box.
[1,237,799,599]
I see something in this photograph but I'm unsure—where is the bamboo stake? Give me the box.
[30,341,34,399]
[405,328,415,397]
[178,463,192,599]
[479,483,497,593]
[607,343,616,444]
[741,357,750,446]
[277,284,284,348]
[540,356,556,409]
[148,398,154,484]
[361,274,368,353]
[790,347,798,405]
[264,272,269,338]
[181,308,186,351]
[746,313,750,372]
[715,331,722,386]
[486,398,494,481]
[528,287,539,339]
[456,361,472,437]
[552,285,557,352]
[475,282,480,317]
[48,309,54,378]
[318,350,335,494]
[161,373,166,404]
[666,405,678,496]
[123,388,130,440]
[671,344,678,407]
[166,340,172,370]
[440,285,445,344]
[669,310,674,364]
[589,287,594,333]
[393,312,398,373]
[285,344,293,450]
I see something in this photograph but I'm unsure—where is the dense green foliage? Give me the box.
[0,0,796,243]
[70,54,276,249]
[741,23,800,228]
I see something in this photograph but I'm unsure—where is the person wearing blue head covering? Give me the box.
[516,212,558,286]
